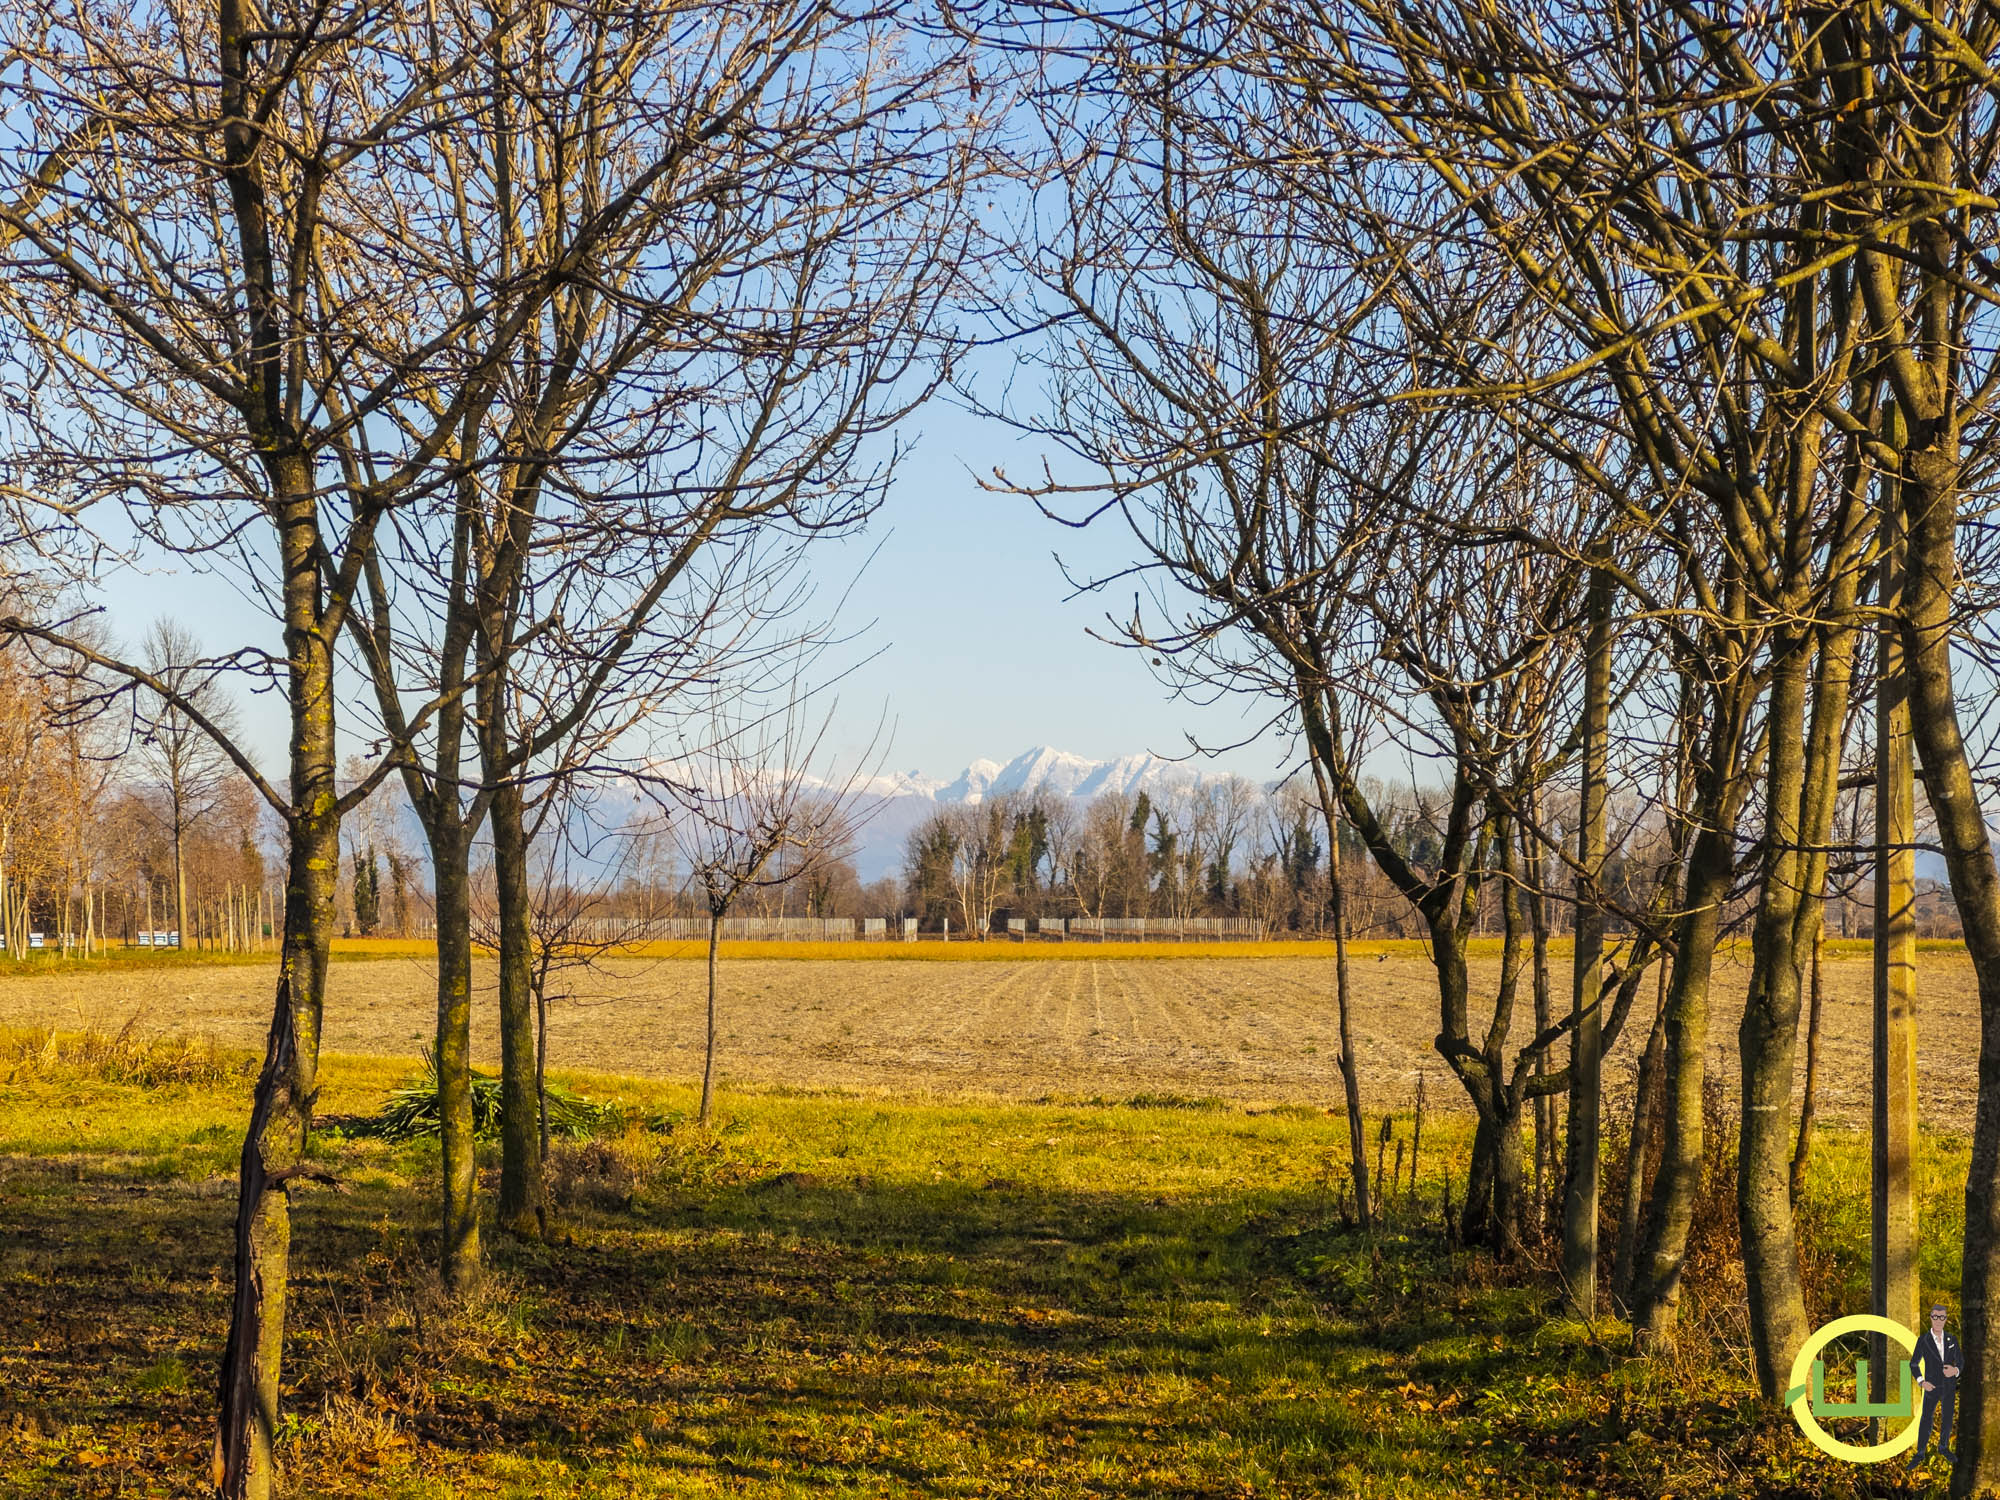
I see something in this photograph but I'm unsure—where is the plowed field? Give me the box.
[0,948,1979,1125]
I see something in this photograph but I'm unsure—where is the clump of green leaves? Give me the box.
[365,1049,615,1141]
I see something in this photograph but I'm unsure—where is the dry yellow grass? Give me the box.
[328,936,445,957]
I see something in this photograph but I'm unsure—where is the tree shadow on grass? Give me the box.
[0,1138,1820,1499]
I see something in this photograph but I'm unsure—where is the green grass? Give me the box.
[0,1032,1964,1498]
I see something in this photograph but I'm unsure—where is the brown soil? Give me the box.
[0,949,1978,1126]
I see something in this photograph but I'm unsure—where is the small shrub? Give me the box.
[1122,1093,1228,1111]
[548,1138,646,1210]
[280,1386,410,1474]
[133,1356,190,1393]
[1682,1074,1747,1341]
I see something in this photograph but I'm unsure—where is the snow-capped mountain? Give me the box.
[368,746,1237,885]
[909,746,1188,806]
[937,757,1004,803]
[845,746,1220,879]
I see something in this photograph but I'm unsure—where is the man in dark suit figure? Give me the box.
[1908,1302,1961,1469]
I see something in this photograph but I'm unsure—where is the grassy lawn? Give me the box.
[0,1029,1964,1498]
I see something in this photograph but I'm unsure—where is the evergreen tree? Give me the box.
[1282,812,1320,933]
[1006,804,1050,904]
[353,845,381,937]
[903,817,960,930]
[1149,807,1177,902]
[1128,791,1151,836]
[386,852,412,937]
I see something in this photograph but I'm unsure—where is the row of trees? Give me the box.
[973,2,2000,1491]
[0,1,986,1495]
[9,0,2000,1493]
[902,779,1965,942]
[903,781,1454,936]
[0,623,267,952]
[0,612,428,954]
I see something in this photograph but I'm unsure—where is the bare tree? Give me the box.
[946,795,1018,938]
[987,0,1878,1372]
[1301,708,1372,1229]
[1071,791,1143,920]
[0,0,971,1480]
[136,620,240,950]
[1243,0,1877,1375]
[0,647,56,959]
[41,654,124,955]
[332,0,980,1265]
[0,0,598,1478]
[984,55,1662,1250]
[661,690,860,1122]
[1037,791,1082,914]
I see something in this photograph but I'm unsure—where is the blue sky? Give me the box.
[808,396,1299,782]
[94,396,1299,789]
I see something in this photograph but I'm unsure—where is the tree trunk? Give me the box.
[492,776,543,1240]
[1736,628,1815,1398]
[1528,814,1553,1229]
[1564,567,1611,1317]
[701,910,722,1123]
[1741,534,1859,1391]
[1615,996,1668,1309]
[214,474,338,1500]
[1790,937,1823,1206]
[1466,1098,1527,1256]
[174,818,186,951]
[1894,438,2000,1497]
[1628,815,1735,1344]
[1493,821,1535,1261]
[1438,915,1523,1257]
[1321,765,1371,1229]
[537,971,550,1161]
[1874,501,1920,1401]
[1492,1103,1526,1259]
[365,479,483,1293]
[1466,1109,1495,1241]
[1298,684,1516,1252]
[432,818,480,1290]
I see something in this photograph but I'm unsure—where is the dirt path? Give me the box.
[0,949,1980,1127]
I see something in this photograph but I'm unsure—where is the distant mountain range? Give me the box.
[843,746,1223,880]
[363,740,1965,891]
[838,747,1963,885]
[356,745,1228,885]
